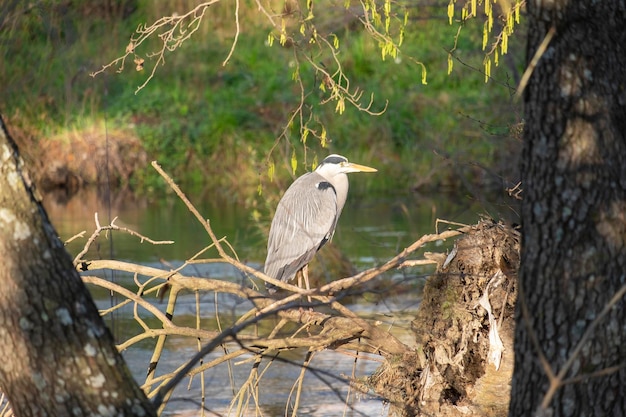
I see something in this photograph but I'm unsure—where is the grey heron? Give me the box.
[264,154,377,293]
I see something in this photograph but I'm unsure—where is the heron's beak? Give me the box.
[345,162,377,173]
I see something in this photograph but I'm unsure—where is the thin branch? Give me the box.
[64,230,86,245]
[151,303,281,409]
[447,48,516,91]
[540,283,626,409]
[90,2,214,93]
[82,276,174,327]
[518,276,557,386]
[73,213,173,265]
[398,259,439,268]
[515,25,556,100]
[222,0,240,66]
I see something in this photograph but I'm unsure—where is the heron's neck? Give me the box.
[323,172,348,215]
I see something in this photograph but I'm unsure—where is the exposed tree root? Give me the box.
[369,220,520,417]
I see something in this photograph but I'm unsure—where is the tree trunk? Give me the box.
[509,1,626,416]
[0,115,156,416]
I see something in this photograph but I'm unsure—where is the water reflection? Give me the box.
[45,186,494,267]
[44,186,512,416]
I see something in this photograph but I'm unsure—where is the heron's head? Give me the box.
[315,154,377,177]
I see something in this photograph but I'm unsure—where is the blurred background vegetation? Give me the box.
[0,0,525,204]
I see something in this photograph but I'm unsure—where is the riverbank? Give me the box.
[1,0,525,201]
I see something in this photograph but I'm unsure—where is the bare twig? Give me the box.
[90,2,214,93]
[507,181,523,200]
[222,0,240,66]
[515,25,557,100]
[447,48,516,90]
[151,302,282,409]
[64,230,86,245]
[539,283,626,409]
[82,276,173,328]
[73,213,173,265]
[398,259,439,268]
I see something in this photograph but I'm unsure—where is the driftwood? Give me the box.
[368,220,520,417]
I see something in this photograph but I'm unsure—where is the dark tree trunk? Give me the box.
[510,1,626,416]
[0,115,156,416]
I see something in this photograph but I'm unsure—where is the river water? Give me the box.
[44,186,497,416]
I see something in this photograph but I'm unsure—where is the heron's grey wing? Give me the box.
[264,172,338,284]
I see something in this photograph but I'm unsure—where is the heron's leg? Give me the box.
[302,264,311,291]
[303,264,312,304]
[297,269,303,289]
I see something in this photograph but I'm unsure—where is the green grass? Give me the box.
[0,0,525,197]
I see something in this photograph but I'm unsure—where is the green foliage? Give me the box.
[446,0,525,80]
[0,0,525,195]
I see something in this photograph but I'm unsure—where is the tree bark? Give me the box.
[0,114,156,416]
[510,1,626,416]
